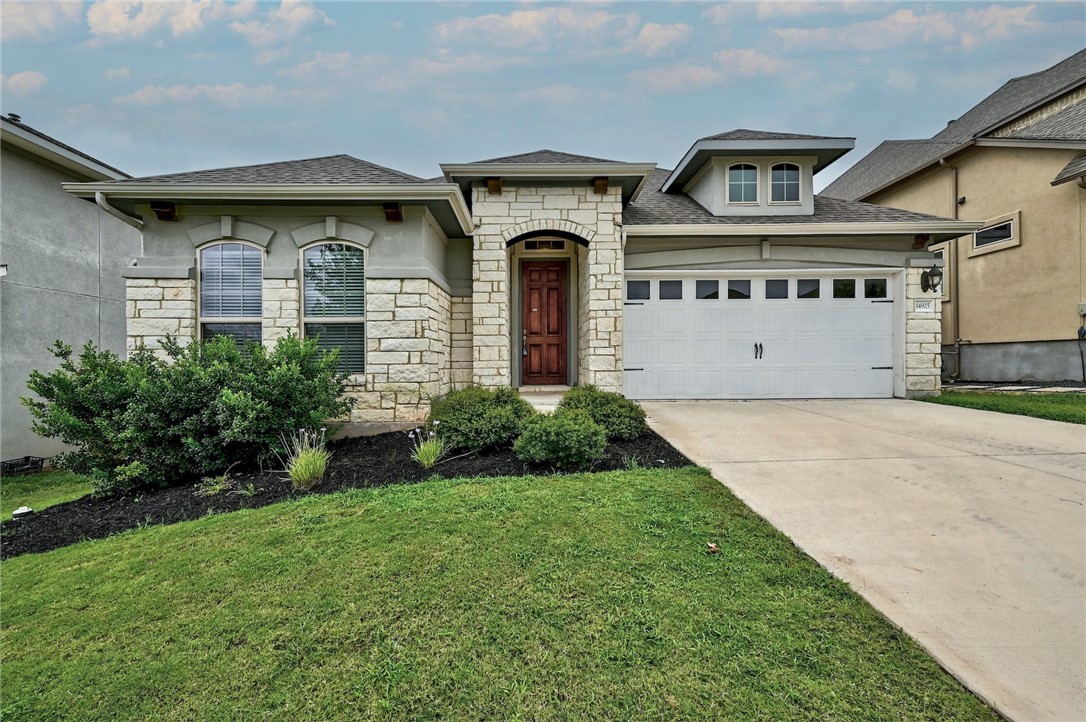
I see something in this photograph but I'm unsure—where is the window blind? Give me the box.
[200,243,263,318]
[303,244,365,317]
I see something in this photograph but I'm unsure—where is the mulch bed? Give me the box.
[0,429,691,560]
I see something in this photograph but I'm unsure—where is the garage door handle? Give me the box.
[754,343,763,359]
[871,366,892,370]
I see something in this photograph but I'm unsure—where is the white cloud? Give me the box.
[435,6,640,51]
[1,1,82,41]
[885,67,918,93]
[230,0,333,47]
[115,82,280,107]
[86,0,257,42]
[1,71,49,94]
[105,66,131,80]
[628,64,721,94]
[713,48,793,77]
[626,22,692,56]
[773,4,1041,52]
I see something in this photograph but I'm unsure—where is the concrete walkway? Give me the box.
[644,399,1085,722]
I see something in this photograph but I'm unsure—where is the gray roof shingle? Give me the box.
[105,154,425,185]
[626,168,954,226]
[824,49,1086,200]
[935,49,1086,141]
[459,149,619,164]
[700,129,853,141]
[1052,152,1086,186]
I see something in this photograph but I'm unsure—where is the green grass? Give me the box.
[1,469,93,518]
[925,391,1086,424]
[1,468,997,721]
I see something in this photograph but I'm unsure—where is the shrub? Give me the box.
[514,411,607,471]
[429,386,536,452]
[281,428,331,491]
[557,384,647,441]
[408,420,451,469]
[22,335,351,496]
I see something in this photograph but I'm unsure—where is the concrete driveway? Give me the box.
[644,399,1085,722]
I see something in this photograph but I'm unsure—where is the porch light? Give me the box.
[921,265,943,293]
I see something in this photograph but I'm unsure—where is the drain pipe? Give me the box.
[939,158,966,380]
[95,192,143,232]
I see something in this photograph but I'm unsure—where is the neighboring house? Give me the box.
[64,130,976,430]
[824,49,1086,382]
[0,114,141,459]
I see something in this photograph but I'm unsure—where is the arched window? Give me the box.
[302,242,366,373]
[198,242,263,345]
[771,163,800,203]
[727,163,758,204]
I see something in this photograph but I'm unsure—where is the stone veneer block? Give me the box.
[125,278,196,355]
[903,267,943,397]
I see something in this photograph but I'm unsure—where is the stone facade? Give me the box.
[471,184,624,392]
[904,265,943,397]
[124,278,196,354]
[262,278,299,346]
[449,298,474,388]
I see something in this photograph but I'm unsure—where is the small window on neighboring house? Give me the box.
[728,164,758,203]
[968,211,1020,257]
[303,243,366,373]
[770,163,800,203]
[199,242,263,347]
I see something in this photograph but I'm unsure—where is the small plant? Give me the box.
[195,473,232,497]
[280,428,331,491]
[514,411,607,471]
[231,482,257,498]
[408,420,451,470]
[557,385,647,441]
[430,386,536,452]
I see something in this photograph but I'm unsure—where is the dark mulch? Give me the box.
[0,430,691,560]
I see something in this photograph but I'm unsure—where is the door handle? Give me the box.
[522,333,528,357]
[758,343,763,359]
[754,343,758,360]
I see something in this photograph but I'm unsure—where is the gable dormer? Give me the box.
[663,130,854,217]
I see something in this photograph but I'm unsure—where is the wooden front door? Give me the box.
[521,261,568,385]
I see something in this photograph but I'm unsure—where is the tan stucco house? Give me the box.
[64,130,977,430]
[825,49,1086,383]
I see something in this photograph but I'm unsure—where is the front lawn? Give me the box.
[925,390,1086,424]
[0,469,93,519]
[2,468,995,721]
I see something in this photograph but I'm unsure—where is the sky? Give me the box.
[1,1,1083,189]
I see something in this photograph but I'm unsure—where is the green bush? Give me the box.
[22,336,351,496]
[514,412,607,471]
[429,386,536,452]
[557,384,647,441]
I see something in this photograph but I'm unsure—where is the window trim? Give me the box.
[196,240,265,342]
[769,162,801,205]
[299,240,367,377]
[968,210,1020,257]
[726,162,759,205]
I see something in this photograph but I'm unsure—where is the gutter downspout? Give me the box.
[939,159,965,380]
[95,192,143,232]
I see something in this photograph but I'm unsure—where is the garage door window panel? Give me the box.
[864,279,888,299]
[833,279,856,299]
[728,280,751,300]
[626,280,650,301]
[797,279,820,299]
[659,280,683,300]
[695,280,719,300]
[765,279,789,299]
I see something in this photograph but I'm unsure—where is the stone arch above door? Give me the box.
[501,219,596,245]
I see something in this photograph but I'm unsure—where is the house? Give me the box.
[1,114,141,458]
[824,49,1086,383]
[63,130,977,430]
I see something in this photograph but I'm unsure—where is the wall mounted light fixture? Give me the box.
[921,264,943,293]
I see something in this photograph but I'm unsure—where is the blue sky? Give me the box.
[2,1,1083,188]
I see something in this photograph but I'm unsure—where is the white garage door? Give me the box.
[623,273,895,399]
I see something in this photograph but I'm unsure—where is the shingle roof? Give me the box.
[625,168,953,226]
[1052,152,1086,186]
[460,149,619,164]
[1,115,129,178]
[700,129,853,141]
[104,154,425,185]
[824,49,1086,200]
[1005,100,1086,140]
[822,140,959,200]
[935,49,1086,141]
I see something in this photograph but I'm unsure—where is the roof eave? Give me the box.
[62,182,476,236]
[662,138,856,193]
[1,122,129,181]
[624,220,981,241]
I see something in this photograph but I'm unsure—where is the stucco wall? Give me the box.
[869,147,1084,353]
[0,146,141,458]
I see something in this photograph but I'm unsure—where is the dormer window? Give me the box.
[771,163,800,203]
[727,163,758,204]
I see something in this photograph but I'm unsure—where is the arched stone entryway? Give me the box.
[469,185,624,392]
